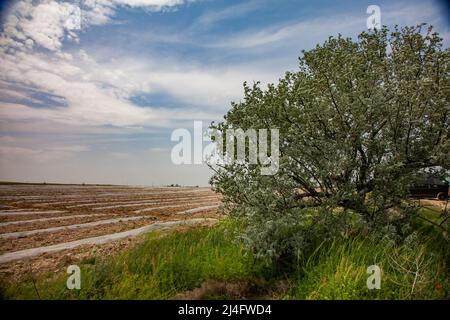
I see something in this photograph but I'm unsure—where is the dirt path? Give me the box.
[0,216,150,239]
[134,201,219,214]
[0,213,111,227]
[414,199,450,210]
[91,196,218,210]
[0,210,66,216]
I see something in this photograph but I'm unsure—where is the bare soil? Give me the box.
[0,185,221,282]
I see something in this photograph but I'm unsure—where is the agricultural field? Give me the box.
[0,184,447,300]
[0,0,448,307]
[0,184,221,283]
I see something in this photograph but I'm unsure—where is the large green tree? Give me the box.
[210,25,449,262]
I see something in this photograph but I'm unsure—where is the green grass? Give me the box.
[1,220,271,300]
[2,213,448,300]
[284,205,449,300]
[287,235,448,300]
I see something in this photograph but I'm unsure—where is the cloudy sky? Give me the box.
[0,0,448,186]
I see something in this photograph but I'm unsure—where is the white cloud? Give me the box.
[91,55,277,110]
[109,151,131,159]
[2,0,447,134]
[1,0,240,132]
[113,0,187,8]
[2,0,81,52]
[194,1,260,29]
[208,1,449,50]
[1,7,448,123]
[81,0,193,28]
[0,0,448,186]
[1,0,193,53]
[0,35,277,130]
[0,144,89,163]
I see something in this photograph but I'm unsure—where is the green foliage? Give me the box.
[289,232,448,300]
[2,221,269,299]
[3,216,447,300]
[210,25,450,263]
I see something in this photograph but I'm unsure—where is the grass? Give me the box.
[1,220,272,299]
[288,235,448,299]
[286,205,449,300]
[1,209,448,300]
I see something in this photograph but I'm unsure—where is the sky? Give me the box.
[0,0,449,186]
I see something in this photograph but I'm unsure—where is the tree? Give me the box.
[209,25,449,263]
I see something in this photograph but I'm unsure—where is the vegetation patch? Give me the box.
[2,211,448,300]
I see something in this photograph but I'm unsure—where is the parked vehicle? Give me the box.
[409,175,449,200]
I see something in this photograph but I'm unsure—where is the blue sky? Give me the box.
[0,0,449,186]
